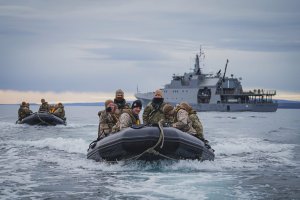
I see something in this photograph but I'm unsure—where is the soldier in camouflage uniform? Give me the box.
[172,102,197,135]
[53,102,66,119]
[162,103,175,126]
[18,102,28,120]
[25,103,33,115]
[39,99,50,112]
[189,109,204,140]
[118,100,142,131]
[143,89,167,125]
[114,89,130,117]
[97,100,118,139]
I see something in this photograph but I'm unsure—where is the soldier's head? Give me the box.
[58,102,63,107]
[21,101,26,106]
[179,102,192,112]
[41,99,45,103]
[131,100,142,115]
[163,104,174,119]
[106,102,117,113]
[104,99,114,108]
[152,89,164,105]
[154,89,163,98]
[163,104,174,115]
[115,89,124,100]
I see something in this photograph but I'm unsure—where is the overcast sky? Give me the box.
[1,0,300,103]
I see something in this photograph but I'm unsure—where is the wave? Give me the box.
[8,137,89,154]
[213,137,296,169]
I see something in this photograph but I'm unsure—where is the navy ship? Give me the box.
[135,49,278,112]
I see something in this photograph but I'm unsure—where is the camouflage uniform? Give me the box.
[118,109,140,130]
[53,103,65,119]
[18,102,28,120]
[114,89,130,118]
[162,103,175,126]
[143,101,166,125]
[173,106,196,134]
[39,102,50,112]
[98,110,118,138]
[189,110,204,139]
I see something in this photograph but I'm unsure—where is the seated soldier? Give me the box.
[142,89,167,125]
[18,101,27,120]
[39,98,50,112]
[172,102,197,135]
[188,108,205,140]
[114,89,130,117]
[25,103,33,117]
[53,103,65,119]
[117,100,142,131]
[97,100,118,140]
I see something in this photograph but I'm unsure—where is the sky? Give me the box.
[1,0,300,104]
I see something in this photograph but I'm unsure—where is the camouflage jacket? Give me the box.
[118,109,140,131]
[98,110,118,137]
[53,106,65,119]
[39,102,50,112]
[189,110,204,139]
[173,108,196,134]
[143,102,166,125]
[18,105,32,120]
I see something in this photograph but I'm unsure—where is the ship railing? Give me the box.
[245,89,276,95]
[216,89,276,96]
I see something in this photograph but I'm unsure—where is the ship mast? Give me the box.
[194,47,204,75]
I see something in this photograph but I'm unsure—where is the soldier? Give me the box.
[172,102,197,135]
[53,102,66,119]
[18,101,28,120]
[189,109,204,140]
[25,103,33,116]
[39,99,50,112]
[162,103,175,126]
[97,100,118,140]
[114,89,130,117]
[143,89,167,125]
[118,100,142,131]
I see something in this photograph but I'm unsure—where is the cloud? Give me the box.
[0,0,300,103]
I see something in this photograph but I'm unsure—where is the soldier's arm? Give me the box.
[142,105,151,124]
[99,113,110,133]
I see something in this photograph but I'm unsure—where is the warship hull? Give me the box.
[136,96,278,112]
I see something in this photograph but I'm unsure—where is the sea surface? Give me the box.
[0,105,299,200]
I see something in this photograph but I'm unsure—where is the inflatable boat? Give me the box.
[87,125,215,162]
[17,112,66,126]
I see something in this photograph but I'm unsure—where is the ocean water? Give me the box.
[0,105,299,200]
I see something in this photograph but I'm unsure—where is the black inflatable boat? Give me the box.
[87,126,215,162]
[17,112,66,126]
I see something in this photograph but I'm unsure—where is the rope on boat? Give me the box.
[123,120,176,161]
[36,112,53,126]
